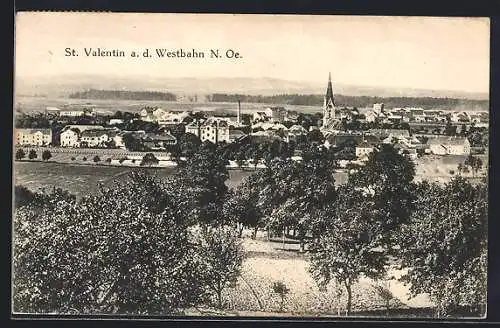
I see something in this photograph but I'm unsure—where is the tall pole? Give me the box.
[237,100,241,125]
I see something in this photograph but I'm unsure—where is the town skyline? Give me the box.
[15,13,490,94]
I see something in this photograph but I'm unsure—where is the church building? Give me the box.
[322,72,336,129]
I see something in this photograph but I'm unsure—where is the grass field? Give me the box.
[14,161,255,197]
[185,232,433,317]
[15,96,323,115]
[414,154,488,184]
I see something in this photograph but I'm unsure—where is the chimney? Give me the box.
[237,100,241,125]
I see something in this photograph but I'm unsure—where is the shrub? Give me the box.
[15,149,26,161]
[140,153,159,166]
[93,155,100,163]
[131,159,136,164]
[105,158,112,163]
[42,150,52,161]
[71,157,76,161]
[271,281,290,312]
[119,157,127,164]
[449,170,455,175]
[28,150,37,160]
[82,157,87,162]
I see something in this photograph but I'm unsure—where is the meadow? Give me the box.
[185,233,433,317]
[15,96,323,115]
[14,161,256,198]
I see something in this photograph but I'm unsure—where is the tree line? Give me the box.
[13,142,487,316]
[69,89,177,101]
[208,93,488,110]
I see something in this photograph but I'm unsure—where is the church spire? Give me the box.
[322,72,335,128]
[325,72,334,108]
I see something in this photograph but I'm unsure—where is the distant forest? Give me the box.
[69,89,177,101]
[67,89,488,111]
[208,93,489,110]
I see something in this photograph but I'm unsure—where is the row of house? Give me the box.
[139,107,192,126]
[364,103,489,125]
[59,126,126,148]
[252,106,298,124]
[323,129,471,162]
[15,128,52,146]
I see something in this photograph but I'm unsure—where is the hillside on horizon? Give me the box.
[15,74,489,101]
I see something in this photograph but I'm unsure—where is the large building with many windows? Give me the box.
[185,119,230,143]
[15,128,52,146]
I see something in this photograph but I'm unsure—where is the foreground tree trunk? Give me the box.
[345,280,352,316]
[238,224,244,238]
[282,227,286,250]
[252,226,258,240]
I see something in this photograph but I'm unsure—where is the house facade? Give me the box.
[185,119,230,143]
[80,130,111,147]
[60,129,80,147]
[428,136,471,155]
[265,107,287,123]
[15,128,52,146]
[355,141,376,160]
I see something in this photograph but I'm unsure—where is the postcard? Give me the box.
[12,12,489,319]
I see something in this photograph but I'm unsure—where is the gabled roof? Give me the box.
[81,129,110,137]
[368,129,410,138]
[16,128,52,135]
[357,141,376,148]
[143,133,177,142]
[427,136,469,146]
[229,130,246,137]
[326,134,379,147]
[288,125,308,133]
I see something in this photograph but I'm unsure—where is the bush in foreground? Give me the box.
[13,173,209,314]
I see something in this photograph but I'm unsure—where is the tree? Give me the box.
[13,173,208,314]
[28,149,37,160]
[178,133,202,158]
[257,146,337,251]
[464,155,483,177]
[196,226,244,309]
[398,178,487,317]
[349,144,416,246]
[41,150,52,161]
[223,172,266,238]
[140,153,159,166]
[122,133,143,152]
[176,142,229,226]
[235,149,246,168]
[93,155,101,163]
[271,281,290,312]
[15,149,26,161]
[308,183,387,315]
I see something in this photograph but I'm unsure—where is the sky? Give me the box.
[15,13,490,93]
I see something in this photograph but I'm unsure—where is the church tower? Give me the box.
[322,72,335,128]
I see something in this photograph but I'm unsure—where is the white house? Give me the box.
[113,133,126,149]
[252,112,267,122]
[109,118,125,125]
[59,109,86,117]
[428,137,471,155]
[373,103,384,114]
[355,141,376,161]
[15,128,52,146]
[60,129,80,147]
[185,119,230,143]
[264,107,287,123]
[80,130,111,147]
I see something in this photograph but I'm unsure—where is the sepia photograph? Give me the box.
[12,13,489,318]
